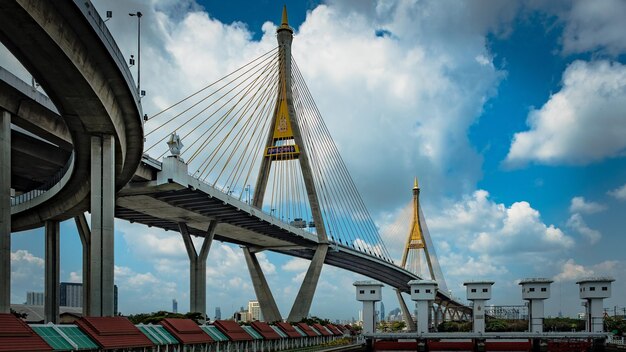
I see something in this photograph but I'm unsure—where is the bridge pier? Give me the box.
[89,135,115,316]
[395,289,417,331]
[287,244,328,322]
[0,110,10,313]
[44,220,60,323]
[75,213,91,316]
[243,247,282,322]
[179,221,216,320]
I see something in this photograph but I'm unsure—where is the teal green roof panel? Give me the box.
[293,326,307,337]
[200,326,229,342]
[150,325,179,345]
[138,325,164,345]
[241,326,263,340]
[32,326,74,351]
[270,326,288,338]
[57,326,99,350]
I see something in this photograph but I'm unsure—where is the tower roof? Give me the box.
[414,177,419,189]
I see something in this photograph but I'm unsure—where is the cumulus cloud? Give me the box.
[558,0,626,55]
[569,196,606,214]
[428,190,573,255]
[553,258,619,282]
[566,213,602,244]
[11,250,44,303]
[608,183,626,200]
[505,60,626,167]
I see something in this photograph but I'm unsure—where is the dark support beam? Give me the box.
[180,221,216,321]
[75,213,91,316]
[0,110,10,313]
[44,220,60,323]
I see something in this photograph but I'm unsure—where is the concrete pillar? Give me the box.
[354,281,383,334]
[89,135,115,316]
[577,277,614,332]
[409,280,438,333]
[75,213,91,316]
[287,244,328,322]
[519,278,552,333]
[395,289,416,331]
[464,281,494,333]
[44,220,60,323]
[243,246,282,322]
[180,221,216,320]
[0,110,10,313]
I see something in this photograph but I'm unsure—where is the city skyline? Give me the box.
[2,0,625,320]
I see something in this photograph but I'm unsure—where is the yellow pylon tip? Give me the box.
[281,5,289,26]
[413,176,419,189]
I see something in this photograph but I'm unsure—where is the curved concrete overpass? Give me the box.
[0,0,143,230]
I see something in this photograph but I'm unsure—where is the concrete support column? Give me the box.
[44,220,60,323]
[180,221,216,320]
[287,244,328,322]
[395,289,416,331]
[354,281,383,334]
[0,110,10,313]
[75,213,91,316]
[89,135,115,316]
[243,247,281,322]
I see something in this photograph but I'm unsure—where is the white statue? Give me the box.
[167,132,183,158]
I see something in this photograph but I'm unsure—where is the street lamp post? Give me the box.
[129,11,143,97]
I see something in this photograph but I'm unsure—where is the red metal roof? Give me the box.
[212,320,253,341]
[312,323,332,336]
[325,324,344,336]
[274,322,302,338]
[250,321,281,340]
[160,318,213,345]
[296,323,318,337]
[75,316,153,350]
[0,313,52,352]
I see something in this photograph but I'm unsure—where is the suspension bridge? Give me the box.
[0,1,469,324]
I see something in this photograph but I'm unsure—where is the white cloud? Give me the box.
[11,250,44,303]
[569,196,606,214]
[553,259,619,282]
[505,60,626,167]
[558,0,626,55]
[566,213,602,244]
[68,272,82,283]
[428,190,573,255]
[608,183,626,200]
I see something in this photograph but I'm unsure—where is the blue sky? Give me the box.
[4,0,626,321]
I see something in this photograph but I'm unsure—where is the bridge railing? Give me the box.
[11,153,73,206]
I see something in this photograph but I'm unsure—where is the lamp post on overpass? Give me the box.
[129,11,143,98]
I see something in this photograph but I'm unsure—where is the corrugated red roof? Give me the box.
[296,323,318,337]
[160,318,213,345]
[312,323,332,336]
[0,313,52,352]
[250,321,281,340]
[213,320,253,341]
[274,322,302,338]
[325,324,344,336]
[75,316,153,350]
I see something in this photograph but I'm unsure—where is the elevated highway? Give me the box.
[0,0,143,230]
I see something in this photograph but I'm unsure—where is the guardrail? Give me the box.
[10,153,73,206]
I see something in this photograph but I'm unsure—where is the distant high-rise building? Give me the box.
[26,292,44,306]
[248,300,263,321]
[172,299,178,313]
[56,282,118,314]
[60,282,82,307]
[380,301,385,322]
[215,307,221,320]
